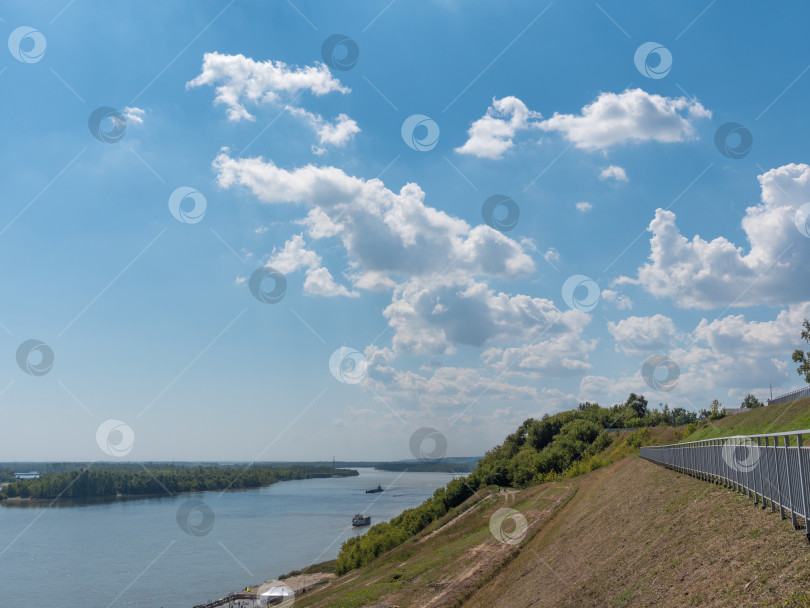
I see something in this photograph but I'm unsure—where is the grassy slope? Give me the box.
[295,482,575,608]
[684,397,810,442]
[465,456,810,608]
[294,426,810,607]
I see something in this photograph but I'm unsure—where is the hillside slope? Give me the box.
[684,397,810,441]
[298,454,810,607]
[465,456,810,607]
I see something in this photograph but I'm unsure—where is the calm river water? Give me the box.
[0,468,455,607]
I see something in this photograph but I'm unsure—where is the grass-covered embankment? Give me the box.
[683,397,810,442]
[295,425,810,607]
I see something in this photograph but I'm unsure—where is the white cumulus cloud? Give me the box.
[267,234,358,298]
[599,165,628,182]
[607,314,679,355]
[186,52,349,122]
[455,96,542,159]
[539,88,711,151]
[123,107,145,125]
[617,163,810,309]
[187,52,358,152]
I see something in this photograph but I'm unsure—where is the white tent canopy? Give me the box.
[261,586,294,597]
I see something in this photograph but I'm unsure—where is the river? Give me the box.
[0,467,456,607]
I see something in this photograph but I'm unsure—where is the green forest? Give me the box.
[334,394,690,574]
[0,465,357,500]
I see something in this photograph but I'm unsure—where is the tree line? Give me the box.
[0,465,357,500]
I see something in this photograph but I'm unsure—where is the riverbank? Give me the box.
[192,573,335,608]
[0,466,359,504]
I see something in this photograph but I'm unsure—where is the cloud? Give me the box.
[544,247,561,264]
[481,316,596,379]
[455,96,542,159]
[456,89,710,159]
[267,234,358,297]
[303,266,359,297]
[575,201,592,213]
[187,52,349,122]
[187,52,357,152]
[579,302,810,408]
[599,165,628,182]
[214,152,534,285]
[601,289,632,310]
[123,107,145,125]
[384,276,590,355]
[692,301,810,356]
[216,152,597,410]
[617,163,810,309]
[607,314,679,355]
[539,88,711,151]
[363,347,540,410]
[285,107,360,152]
[214,148,600,407]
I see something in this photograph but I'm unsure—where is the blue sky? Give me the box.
[2,0,810,461]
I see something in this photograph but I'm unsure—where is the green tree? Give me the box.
[624,393,648,418]
[709,399,725,421]
[792,319,810,384]
[741,394,764,409]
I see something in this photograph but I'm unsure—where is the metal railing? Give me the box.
[769,386,810,405]
[641,431,810,540]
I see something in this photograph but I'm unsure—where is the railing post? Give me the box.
[755,437,762,506]
[735,438,742,494]
[748,437,755,501]
[764,437,774,512]
[797,435,810,540]
[786,436,798,529]
[698,441,709,481]
[775,435,785,519]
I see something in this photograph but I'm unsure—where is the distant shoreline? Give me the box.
[0,469,359,506]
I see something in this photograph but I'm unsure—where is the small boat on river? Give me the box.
[365,485,383,494]
[352,513,371,527]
